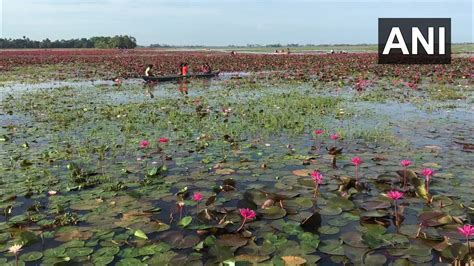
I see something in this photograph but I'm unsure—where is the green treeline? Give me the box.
[0,36,137,49]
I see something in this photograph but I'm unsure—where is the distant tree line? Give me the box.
[0,35,137,49]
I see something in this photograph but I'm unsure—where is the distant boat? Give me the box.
[142,71,220,82]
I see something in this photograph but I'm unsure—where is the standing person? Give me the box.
[181,63,189,76]
[145,64,154,77]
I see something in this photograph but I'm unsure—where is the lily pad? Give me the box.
[161,231,201,249]
[319,240,345,255]
[319,205,342,216]
[281,255,307,265]
[341,232,368,248]
[19,251,43,262]
[259,206,287,219]
[216,234,248,248]
[319,225,340,235]
[177,216,193,228]
[359,200,391,211]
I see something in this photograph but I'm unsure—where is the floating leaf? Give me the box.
[418,211,452,227]
[360,200,391,211]
[259,206,286,219]
[328,197,354,211]
[177,216,193,228]
[341,232,368,248]
[161,231,200,249]
[319,240,345,255]
[116,258,147,266]
[320,205,342,216]
[292,169,312,177]
[215,168,235,175]
[216,234,248,248]
[134,229,148,239]
[19,251,43,262]
[319,225,339,235]
[235,254,270,263]
[301,212,321,233]
[66,247,93,258]
[281,255,307,265]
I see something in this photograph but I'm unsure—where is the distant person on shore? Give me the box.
[145,64,154,77]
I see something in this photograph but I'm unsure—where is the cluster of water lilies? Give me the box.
[171,190,257,232]
[139,137,169,149]
[309,128,473,252]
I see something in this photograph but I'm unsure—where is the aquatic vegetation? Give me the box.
[0,50,472,265]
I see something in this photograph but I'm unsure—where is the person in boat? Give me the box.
[201,63,212,74]
[180,63,189,76]
[145,64,154,77]
[178,63,184,75]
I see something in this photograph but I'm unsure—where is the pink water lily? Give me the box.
[314,129,324,135]
[158,138,169,143]
[458,224,474,237]
[387,190,404,200]
[192,192,203,202]
[458,224,474,251]
[421,168,434,193]
[422,168,434,180]
[400,160,411,167]
[310,170,323,198]
[351,157,362,181]
[351,157,362,166]
[237,208,256,231]
[139,140,150,149]
[330,134,339,146]
[311,170,323,184]
[400,160,411,189]
[387,190,404,218]
[193,192,203,212]
[239,208,256,220]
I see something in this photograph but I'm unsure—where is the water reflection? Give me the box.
[178,80,189,95]
[143,80,157,98]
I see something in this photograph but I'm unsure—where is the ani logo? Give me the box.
[378,18,451,64]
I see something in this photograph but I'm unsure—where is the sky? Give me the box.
[0,0,472,46]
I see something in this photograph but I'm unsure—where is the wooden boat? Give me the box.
[142,71,220,82]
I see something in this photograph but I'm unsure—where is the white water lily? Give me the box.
[8,244,23,254]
